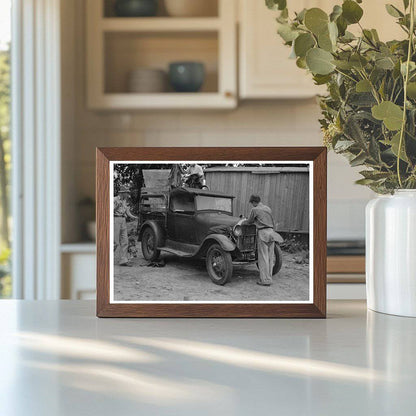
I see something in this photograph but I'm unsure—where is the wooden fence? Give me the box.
[205,167,309,233]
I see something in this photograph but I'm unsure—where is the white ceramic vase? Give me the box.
[366,190,416,317]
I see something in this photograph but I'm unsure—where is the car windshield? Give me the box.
[195,195,232,213]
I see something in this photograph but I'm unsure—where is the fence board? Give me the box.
[205,168,309,233]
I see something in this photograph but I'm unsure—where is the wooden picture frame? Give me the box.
[97,147,327,318]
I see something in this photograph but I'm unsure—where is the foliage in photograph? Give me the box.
[266,0,416,193]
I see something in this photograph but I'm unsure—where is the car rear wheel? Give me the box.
[141,227,160,261]
[256,243,283,276]
[206,244,233,285]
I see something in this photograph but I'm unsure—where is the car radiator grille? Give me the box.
[238,224,257,252]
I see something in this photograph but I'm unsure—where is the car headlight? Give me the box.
[233,225,242,237]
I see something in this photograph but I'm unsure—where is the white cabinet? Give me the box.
[61,244,96,300]
[238,0,404,99]
[239,0,320,99]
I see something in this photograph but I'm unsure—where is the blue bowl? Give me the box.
[169,62,205,93]
[114,0,158,17]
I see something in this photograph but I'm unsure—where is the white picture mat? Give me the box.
[109,160,314,304]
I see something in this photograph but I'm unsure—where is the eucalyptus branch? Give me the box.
[397,0,415,187]
[267,0,416,193]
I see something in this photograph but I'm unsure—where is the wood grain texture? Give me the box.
[327,256,365,274]
[96,147,327,318]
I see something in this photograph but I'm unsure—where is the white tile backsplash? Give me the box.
[72,96,371,242]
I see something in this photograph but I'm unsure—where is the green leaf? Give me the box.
[306,48,335,75]
[403,0,410,9]
[350,53,368,69]
[333,59,353,70]
[266,0,287,11]
[294,33,315,57]
[356,79,372,92]
[401,61,416,76]
[372,101,404,130]
[369,137,381,162]
[360,170,392,180]
[328,21,338,45]
[350,152,368,167]
[355,178,377,185]
[318,31,333,52]
[295,8,307,22]
[276,8,289,23]
[277,23,299,42]
[313,74,332,85]
[375,57,395,70]
[336,15,348,36]
[317,22,338,53]
[330,5,343,22]
[344,113,368,147]
[334,139,355,152]
[382,132,409,162]
[363,29,375,44]
[304,8,329,35]
[407,82,416,99]
[296,57,307,69]
[371,29,380,42]
[385,4,403,18]
[340,31,356,42]
[342,0,364,24]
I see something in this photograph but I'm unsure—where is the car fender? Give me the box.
[198,234,236,256]
[138,220,165,246]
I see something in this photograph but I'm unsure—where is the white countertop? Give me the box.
[0,300,415,415]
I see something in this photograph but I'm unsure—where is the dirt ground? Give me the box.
[113,242,310,302]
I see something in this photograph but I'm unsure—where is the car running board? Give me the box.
[158,247,195,258]
[158,239,199,258]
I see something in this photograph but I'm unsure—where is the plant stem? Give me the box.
[334,68,357,83]
[397,0,415,188]
[358,69,380,104]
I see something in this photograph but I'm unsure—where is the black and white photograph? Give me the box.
[110,161,313,303]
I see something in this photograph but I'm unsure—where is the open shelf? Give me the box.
[104,31,218,94]
[103,0,219,18]
[91,93,235,109]
[86,0,236,109]
[101,17,221,32]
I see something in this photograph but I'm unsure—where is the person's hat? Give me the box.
[118,185,130,194]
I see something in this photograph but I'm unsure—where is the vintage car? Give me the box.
[137,187,283,285]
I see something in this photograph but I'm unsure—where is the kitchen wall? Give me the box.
[61,0,374,243]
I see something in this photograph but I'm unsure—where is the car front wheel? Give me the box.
[141,227,161,261]
[206,244,233,285]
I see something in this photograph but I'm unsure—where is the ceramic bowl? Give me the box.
[127,68,167,93]
[164,0,217,17]
[114,0,158,17]
[168,62,205,93]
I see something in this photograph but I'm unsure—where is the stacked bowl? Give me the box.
[127,68,167,93]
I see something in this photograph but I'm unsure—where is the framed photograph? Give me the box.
[96,147,327,318]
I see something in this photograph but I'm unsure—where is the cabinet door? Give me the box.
[239,0,320,99]
[238,0,404,99]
